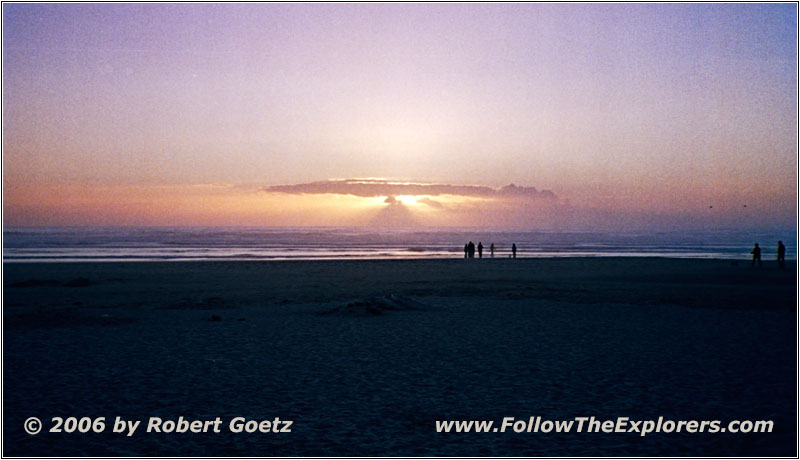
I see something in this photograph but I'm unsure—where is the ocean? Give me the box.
[3,226,795,262]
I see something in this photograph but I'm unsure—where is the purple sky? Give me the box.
[3,3,797,228]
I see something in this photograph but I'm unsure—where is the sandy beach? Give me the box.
[3,257,796,456]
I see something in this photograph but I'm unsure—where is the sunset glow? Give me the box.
[2,3,796,229]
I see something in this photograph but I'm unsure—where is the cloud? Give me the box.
[370,198,417,227]
[417,197,444,208]
[265,179,557,200]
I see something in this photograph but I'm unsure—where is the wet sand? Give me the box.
[3,258,796,456]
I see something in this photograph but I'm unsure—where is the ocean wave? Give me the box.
[3,226,794,262]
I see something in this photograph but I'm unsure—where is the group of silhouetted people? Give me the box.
[750,241,786,268]
[463,241,516,259]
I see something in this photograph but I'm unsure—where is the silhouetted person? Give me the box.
[512,243,517,259]
[468,241,475,259]
[477,242,483,258]
[490,243,495,258]
[751,243,762,267]
[464,243,468,259]
[777,241,786,269]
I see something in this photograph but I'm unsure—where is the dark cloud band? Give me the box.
[265,179,556,200]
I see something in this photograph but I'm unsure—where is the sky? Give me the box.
[3,3,797,229]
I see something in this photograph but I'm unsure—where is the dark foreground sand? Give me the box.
[3,258,796,456]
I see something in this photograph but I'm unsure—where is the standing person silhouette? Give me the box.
[477,242,483,258]
[512,243,517,259]
[464,243,468,259]
[490,243,495,258]
[751,243,762,267]
[468,241,475,259]
[777,241,786,269]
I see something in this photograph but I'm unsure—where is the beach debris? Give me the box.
[64,277,93,287]
[208,314,222,322]
[318,294,427,317]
